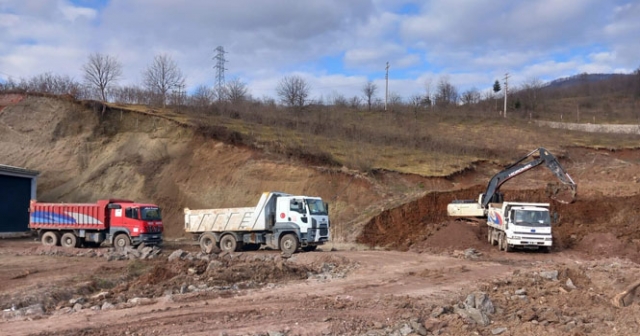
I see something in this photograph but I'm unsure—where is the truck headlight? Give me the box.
[511,236,521,240]
[545,237,553,241]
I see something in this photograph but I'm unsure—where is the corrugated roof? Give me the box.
[0,164,39,177]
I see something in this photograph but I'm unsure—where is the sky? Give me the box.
[1,0,639,102]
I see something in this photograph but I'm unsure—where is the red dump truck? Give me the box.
[29,199,163,249]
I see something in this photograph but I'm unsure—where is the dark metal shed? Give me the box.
[0,164,39,234]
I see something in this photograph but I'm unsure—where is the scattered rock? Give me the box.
[397,323,413,335]
[410,320,427,336]
[207,260,224,271]
[464,248,482,259]
[491,327,507,335]
[92,291,109,299]
[431,306,446,318]
[515,288,527,295]
[540,270,559,281]
[267,331,285,336]
[101,302,115,311]
[474,292,495,314]
[566,278,577,290]
[518,308,537,322]
[128,297,153,306]
[168,249,187,262]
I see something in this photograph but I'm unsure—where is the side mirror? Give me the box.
[552,212,559,224]
[324,202,329,215]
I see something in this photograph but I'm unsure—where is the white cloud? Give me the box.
[59,1,97,22]
[1,0,639,100]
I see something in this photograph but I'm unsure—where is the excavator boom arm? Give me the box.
[481,148,577,208]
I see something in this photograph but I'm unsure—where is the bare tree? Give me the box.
[388,92,403,109]
[82,53,122,102]
[424,78,433,110]
[225,78,249,104]
[331,93,348,107]
[362,80,377,111]
[276,75,310,109]
[190,85,215,108]
[522,77,544,111]
[460,87,481,105]
[143,54,185,107]
[349,95,362,109]
[435,76,458,107]
[26,72,83,97]
[112,85,149,105]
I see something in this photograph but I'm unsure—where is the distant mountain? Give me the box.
[545,73,627,89]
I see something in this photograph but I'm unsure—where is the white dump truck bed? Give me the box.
[447,199,486,217]
[184,192,280,233]
[184,206,270,233]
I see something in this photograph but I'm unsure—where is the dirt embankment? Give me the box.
[358,187,640,261]
[0,94,438,239]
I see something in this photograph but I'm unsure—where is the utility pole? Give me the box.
[503,72,509,118]
[213,46,227,102]
[385,62,389,111]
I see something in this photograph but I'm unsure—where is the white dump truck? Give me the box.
[184,191,330,254]
[448,147,576,252]
[486,202,553,252]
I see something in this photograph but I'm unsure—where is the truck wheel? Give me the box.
[41,231,59,246]
[487,228,492,244]
[498,233,504,251]
[503,236,513,252]
[114,234,131,251]
[302,245,318,252]
[540,246,551,253]
[60,232,78,248]
[280,234,299,254]
[199,233,217,253]
[219,234,237,253]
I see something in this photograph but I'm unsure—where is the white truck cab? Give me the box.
[275,195,330,245]
[487,202,552,252]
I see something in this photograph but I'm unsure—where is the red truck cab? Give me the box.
[105,200,164,248]
[29,199,163,249]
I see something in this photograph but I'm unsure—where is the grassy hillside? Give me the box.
[108,98,640,178]
[1,88,639,241]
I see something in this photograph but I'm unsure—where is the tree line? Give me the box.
[1,52,639,116]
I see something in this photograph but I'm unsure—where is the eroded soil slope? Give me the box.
[358,147,640,261]
[0,94,438,239]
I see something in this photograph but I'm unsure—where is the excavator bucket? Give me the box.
[545,182,577,204]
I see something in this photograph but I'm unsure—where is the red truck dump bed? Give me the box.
[29,199,130,230]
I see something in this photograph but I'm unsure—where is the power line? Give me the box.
[385,61,389,111]
[213,46,227,100]
[503,72,510,118]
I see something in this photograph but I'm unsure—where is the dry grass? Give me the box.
[95,99,640,177]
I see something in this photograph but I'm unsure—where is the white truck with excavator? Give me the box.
[184,191,330,254]
[448,148,577,252]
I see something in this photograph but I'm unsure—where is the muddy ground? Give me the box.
[2,222,640,336]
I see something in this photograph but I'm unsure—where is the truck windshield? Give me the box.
[141,207,162,221]
[514,210,550,227]
[305,199,327,215]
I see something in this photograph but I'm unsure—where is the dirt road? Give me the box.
[2,238,640,336]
